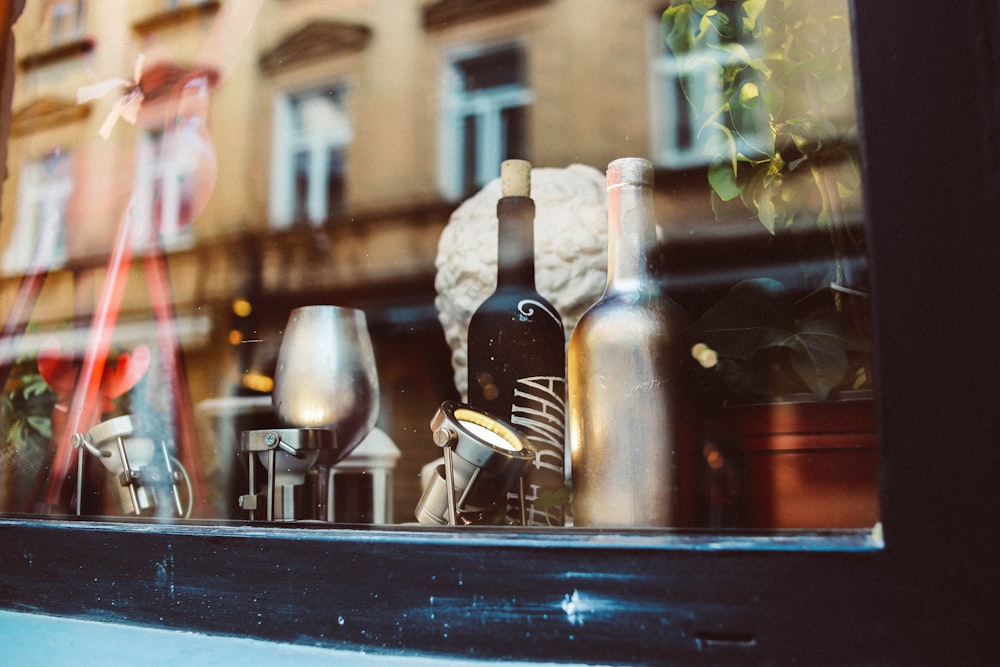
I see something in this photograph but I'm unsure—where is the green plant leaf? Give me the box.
[834,147,861,193]
[742,0,767,32]
[740,165,780,233]
[23,377,51,399]
[534,485,572,525]
[720,42,765,74]
[697,10,724,42]
[667,0,862,243]
[779,308,870,398]
[786,340,847,399]
[688,278,795,361]
[818,73,850,105]
[738,81,761,108]
[710,189,748,220]
[802,308,871,352]
[661,4,695,53]
[754,185,777,233]
[26,415,52,438]
[708,161,742,201]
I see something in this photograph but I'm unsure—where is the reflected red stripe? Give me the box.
[144,249,211,516]
[44,207,136,509]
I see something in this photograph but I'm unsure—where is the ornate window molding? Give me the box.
[10,97,91,137]
[18,37,95,72]
[422,0,550,32]
[131,0,221,36]
[259,21,373,76]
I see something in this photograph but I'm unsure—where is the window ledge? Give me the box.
[0,516,892,664]
[0,515,885,552]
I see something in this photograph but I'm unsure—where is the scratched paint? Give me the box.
[154,543,176,601]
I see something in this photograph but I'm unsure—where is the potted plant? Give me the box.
[0,356,57,512]
[687,277,870,403]
[661,0,878,529]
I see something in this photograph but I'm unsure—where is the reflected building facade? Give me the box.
[0,0,855,520]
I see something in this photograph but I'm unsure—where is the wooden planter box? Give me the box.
[729,394,879,529]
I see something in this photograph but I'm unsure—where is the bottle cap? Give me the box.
[607,157,653,188]
[501,159,531,197]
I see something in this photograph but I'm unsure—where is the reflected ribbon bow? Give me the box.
[76,54,145,139]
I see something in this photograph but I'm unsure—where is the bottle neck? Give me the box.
[495,196,536,289]
[606,181,655,293]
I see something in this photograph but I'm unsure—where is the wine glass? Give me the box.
[271,306,379,521]
[272,305,380,463]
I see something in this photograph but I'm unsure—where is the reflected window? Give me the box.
[46,0,86,47]
[441,43,531,199]
[651,14,768,169]
[2,151,71,274]
[270,87,351,228]
[133,125,201,250]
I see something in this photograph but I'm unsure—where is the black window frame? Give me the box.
[2,1,998,663]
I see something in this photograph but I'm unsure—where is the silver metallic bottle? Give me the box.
[568,158,693,527]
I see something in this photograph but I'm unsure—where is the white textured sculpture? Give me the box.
[435,164,609,399]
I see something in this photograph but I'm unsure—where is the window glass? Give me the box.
[0,0,876,534]
[46,0,86,47]
[443,43,531,198]
[3,150,70,274]
[134,127,200,249]
[271,86,351,228]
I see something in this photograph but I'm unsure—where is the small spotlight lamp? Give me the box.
[239,427,337,521]
[415,401,535,526]
[72,414,192,518]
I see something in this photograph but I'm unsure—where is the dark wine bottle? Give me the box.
[467,159,567,526]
